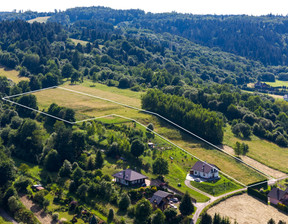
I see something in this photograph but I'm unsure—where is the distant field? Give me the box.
[70,38,90,46]
[27,16,50,23]
[28,82,267,185]
[224,125,288,174]
[0,67,29,83]
[265,79,288,87]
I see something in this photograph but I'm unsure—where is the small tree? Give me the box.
[118,193,131,211]
[108,208,114,223]
[179,191,194,216]
[147,123,154,132]
[135,199,152,223]
[95,150,104,169]
[8,196,21,214]
[233,141,242,156]
[130,139,145,158]
[58,160,72,177]
[152,158,169,175]
[44,149,61,172]
[43,198,50,210]
[200,213,212,224]
[151,209,165,224]
[267,218,276,224]
[164,207,177,222]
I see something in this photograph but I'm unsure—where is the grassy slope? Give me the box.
[31,80,266,185]
[27,16,50,23]
[223,125,288,173]
[0,67,29,83]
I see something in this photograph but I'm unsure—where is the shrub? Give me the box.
[52,212,59,221]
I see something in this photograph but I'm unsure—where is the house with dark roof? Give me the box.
[112,169,147,186]
[150,190,172,211]
[190,161,220,179]
[268,187,288,206]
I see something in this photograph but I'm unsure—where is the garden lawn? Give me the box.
[224,125,288,173]
[190,175,242,196]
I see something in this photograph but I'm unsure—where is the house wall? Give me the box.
[269,198,280,205]
[192,170,219,179]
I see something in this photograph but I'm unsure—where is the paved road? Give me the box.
[0,208,18,224]
[184,180,247,223]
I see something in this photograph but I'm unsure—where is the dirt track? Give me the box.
[207,194,288,223]
[222,145,285,179]
[20,195,53,224]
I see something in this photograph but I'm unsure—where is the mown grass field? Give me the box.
[30,81,267,185]
[27,16,50,23]
[0,67,29,83]
[224,125,288,173]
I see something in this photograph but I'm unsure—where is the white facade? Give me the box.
[193,169,219,179]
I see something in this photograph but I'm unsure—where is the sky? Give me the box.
[1,0,288,16]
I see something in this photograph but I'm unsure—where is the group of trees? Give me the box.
[142,89,224,144]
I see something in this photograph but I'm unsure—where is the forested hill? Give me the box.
[48,7,288,66]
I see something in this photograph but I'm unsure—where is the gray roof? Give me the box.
[268,187,288,200]
[191,161,219,174]
[150,190,172,205]
[112,169,147,181]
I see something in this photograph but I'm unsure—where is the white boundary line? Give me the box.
[2,86,279,187]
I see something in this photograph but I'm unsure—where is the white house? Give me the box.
[284,95,288,102]
[190,161,220,179]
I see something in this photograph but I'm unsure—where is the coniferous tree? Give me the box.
[179,191,194,216]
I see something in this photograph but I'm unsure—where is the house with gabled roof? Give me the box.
[150,190,172,210]
[112,169,147,186]
[190,161,220,179]
[268,187,288,206]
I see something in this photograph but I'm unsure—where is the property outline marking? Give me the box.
[3,85,283,188]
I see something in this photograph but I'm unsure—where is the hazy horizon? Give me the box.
[1,0,288,16]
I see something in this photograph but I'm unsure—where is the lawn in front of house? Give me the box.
[190,174,242,197]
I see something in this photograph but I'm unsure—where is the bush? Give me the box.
[52,212,59,221]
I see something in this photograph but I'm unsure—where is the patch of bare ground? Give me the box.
[207,194,288,223]
[20,195,54,224]
[221,145,285,179]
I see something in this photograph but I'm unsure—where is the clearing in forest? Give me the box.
[27,16,50,23]
[0,67,29,83]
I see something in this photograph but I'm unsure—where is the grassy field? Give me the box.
[265,80,288,87]
[224,125,288,173]
[70,39,90,46]
[29,81,267,185]
[0,67,29,83]
[27,16,50,23]
[190,175,242,196]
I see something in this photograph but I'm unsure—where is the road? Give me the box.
[184,180,247,224]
